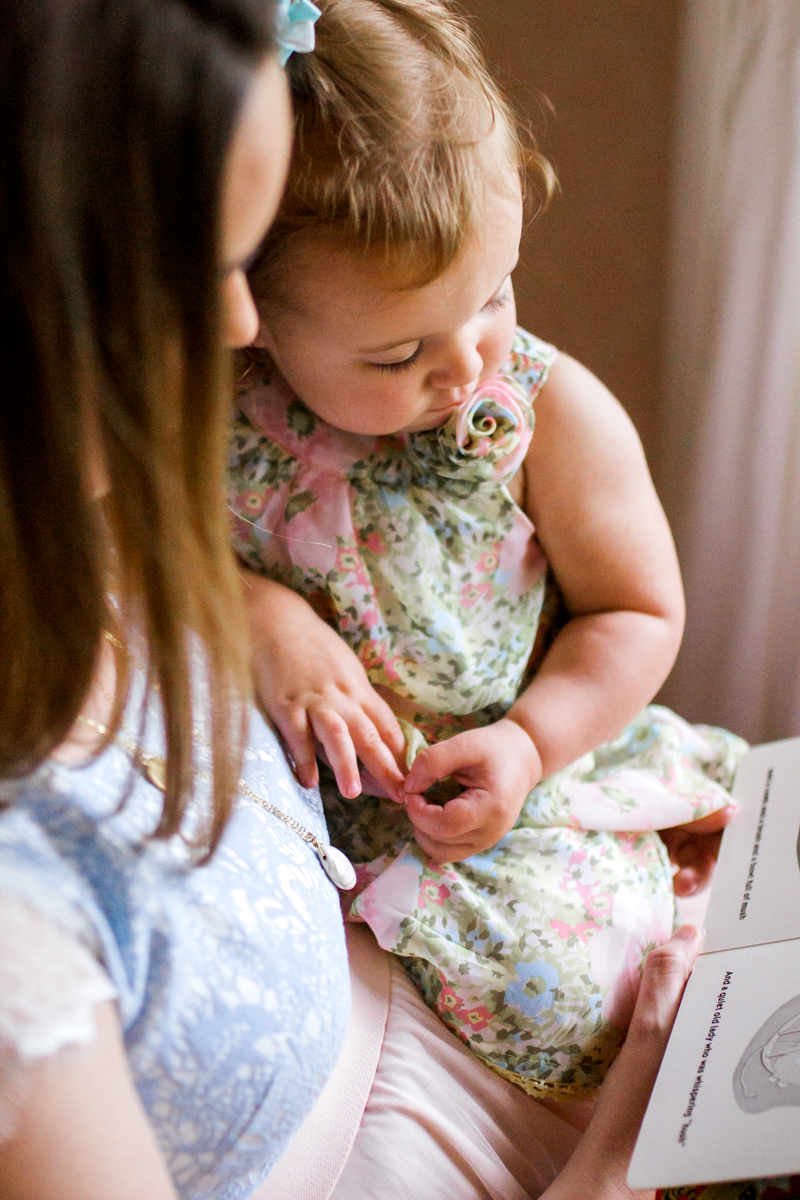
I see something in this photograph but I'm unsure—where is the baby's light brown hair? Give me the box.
[248,0,555,305]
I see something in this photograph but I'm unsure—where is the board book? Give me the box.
[629,736,800,1189]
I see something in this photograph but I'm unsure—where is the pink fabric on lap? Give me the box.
[257,924,588,1200]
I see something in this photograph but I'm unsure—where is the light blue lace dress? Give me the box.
[0,677,350,1200]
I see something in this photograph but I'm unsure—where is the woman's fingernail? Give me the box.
[674,924,698,942]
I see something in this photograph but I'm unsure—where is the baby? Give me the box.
[229,0,745,1098]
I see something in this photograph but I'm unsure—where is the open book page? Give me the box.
[628,737,800,1190]
[704,739,800,952]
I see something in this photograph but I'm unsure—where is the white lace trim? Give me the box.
[0,894,116,1139]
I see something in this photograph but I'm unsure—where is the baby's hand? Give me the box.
[402,719,543,863]
[246,577,407,801]
[659,805,736,897]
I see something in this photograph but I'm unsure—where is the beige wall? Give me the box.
[461,0,682,456]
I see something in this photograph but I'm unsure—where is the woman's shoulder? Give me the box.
[506,327,558,403]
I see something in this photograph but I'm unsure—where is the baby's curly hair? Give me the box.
[248,0,554,304]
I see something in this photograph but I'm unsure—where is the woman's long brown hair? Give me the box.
[0,0,276,855]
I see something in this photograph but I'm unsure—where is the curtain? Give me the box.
[657,0,800,743]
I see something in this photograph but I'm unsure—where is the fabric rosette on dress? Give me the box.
[404,375,533,484]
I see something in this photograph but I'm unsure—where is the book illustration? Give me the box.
[734,993,800,1112]
[629,741,800,1190]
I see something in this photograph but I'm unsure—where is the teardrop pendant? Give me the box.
[143,755,167,792]
[317,843,356,891]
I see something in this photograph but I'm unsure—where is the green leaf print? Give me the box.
[284,489,317,522]
[286,398,317,439]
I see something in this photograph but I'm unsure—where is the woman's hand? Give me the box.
[402,718,543,862]
[659,806,735,896]
[542,925,701,1200]
[241,568,407,800]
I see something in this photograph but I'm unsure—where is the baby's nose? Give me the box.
[429,340,483,390]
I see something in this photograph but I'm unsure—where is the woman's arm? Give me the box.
[0,1001,176,1200]
[508,351,685,779]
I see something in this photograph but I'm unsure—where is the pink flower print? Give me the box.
[353,852,425,949]
[361,641,397,682]
[438,978,464,1014]
[382,656,402,684]
[360,530,388,556]
[360,609,380,630]
[237,488,266,518]
[421,877,451,906]
[460,580,494,609]
[550,917,602,946]
[476,542,502,575]
[589,889,674,1030]
[335,546,362,575]
[361,641,386,666]
[461,1005,493,1032]
[565,773,700,832]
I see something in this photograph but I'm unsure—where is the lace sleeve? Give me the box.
[0,893,117,1139]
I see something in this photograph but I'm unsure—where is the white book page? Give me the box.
[629,940,800,1189]
[703,738,800,952]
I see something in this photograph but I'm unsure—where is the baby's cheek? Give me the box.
[481,308,517,376]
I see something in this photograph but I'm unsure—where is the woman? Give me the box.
[0,2,351,1197]
[0,0,718,1196]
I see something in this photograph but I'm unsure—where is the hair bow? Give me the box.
[276,0,322,66]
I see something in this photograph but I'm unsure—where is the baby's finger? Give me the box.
[364,687,407,762]
[405,790,483,839]
[275,709,319,790]
[412,826,481,865]
[403,737,475,796]
[660,804,736,895]
[348,711,407,801]
[671,842,717,897]
[309,707,362,799]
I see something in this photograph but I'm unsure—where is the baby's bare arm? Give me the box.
[507,352,684,779]
[405,354,684,860]
[241,568,406,800]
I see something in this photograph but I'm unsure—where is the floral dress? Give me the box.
[228,327,747,1100]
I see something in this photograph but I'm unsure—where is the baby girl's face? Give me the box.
[255,189,523,436]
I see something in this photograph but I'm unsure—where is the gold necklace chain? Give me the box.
[74,674,356,890]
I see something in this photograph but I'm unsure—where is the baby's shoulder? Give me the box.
[505,327,558,404]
